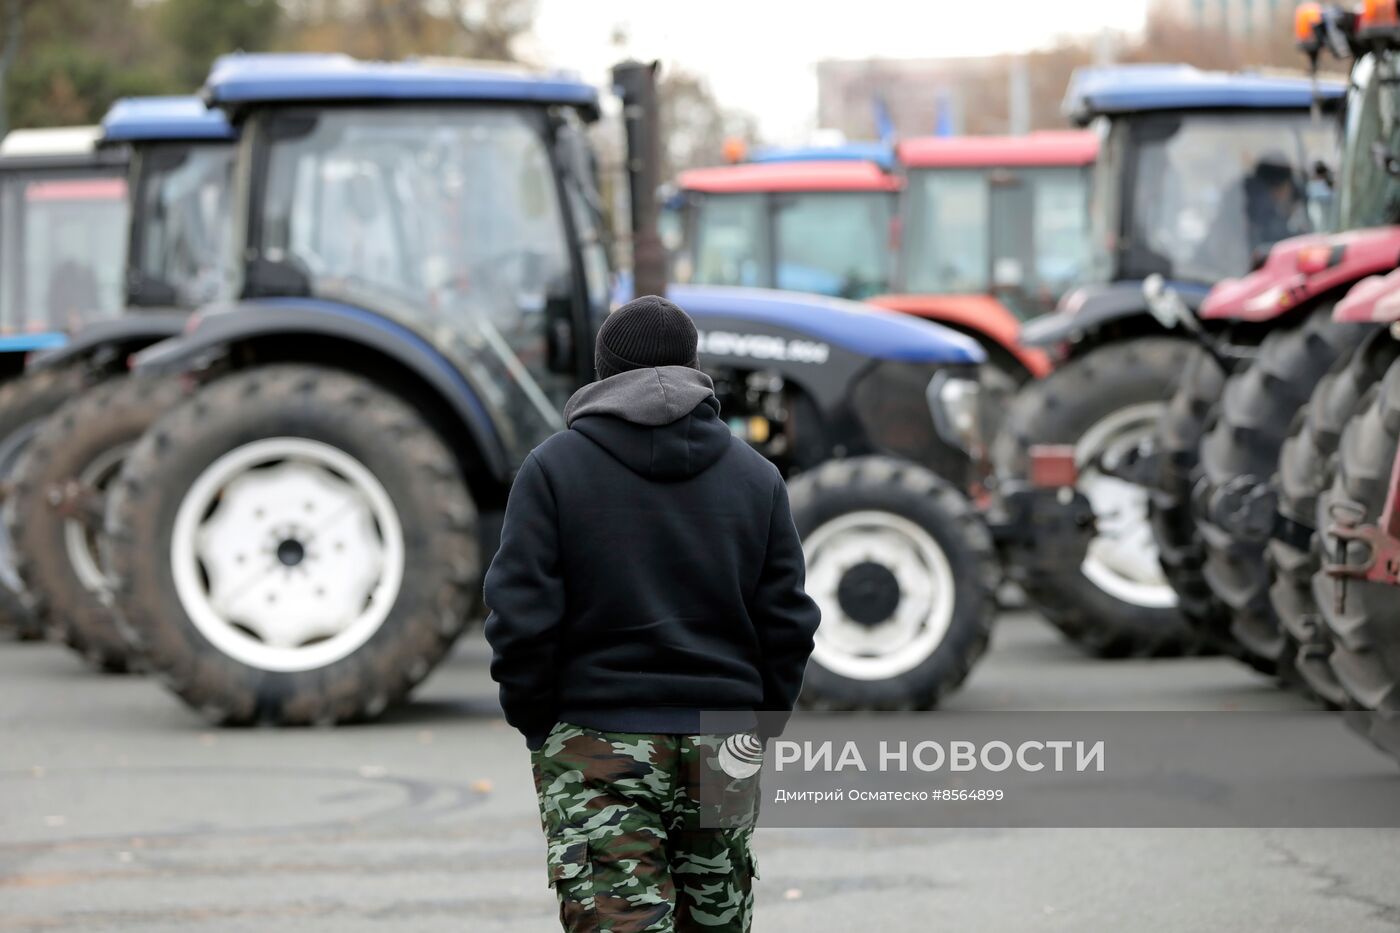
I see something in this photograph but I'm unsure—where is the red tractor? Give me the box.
[668,131,1097,385]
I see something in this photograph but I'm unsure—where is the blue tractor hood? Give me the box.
[1063,64,1345,125]
[670,284,985,365]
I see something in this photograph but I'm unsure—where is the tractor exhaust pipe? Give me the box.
[611,59,668,299]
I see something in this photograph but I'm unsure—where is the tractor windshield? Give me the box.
[901,165,1091,317]
[249,105,579,459]
[1336,52,1400,230]
[1091,110,1335,285]
[131,142,235,308]
[0,167,128,333]
[681,191,895,299]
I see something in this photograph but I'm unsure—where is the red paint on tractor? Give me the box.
[1334,267,1400,323]
[897,131,1098,169]
[868,293,1053,378]
[676,160,900,194]
[1201,227,1400,322]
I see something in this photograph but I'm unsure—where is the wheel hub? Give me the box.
[171,437,405,673]
[836,561,902,627]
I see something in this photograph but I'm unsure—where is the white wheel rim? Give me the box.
[64,442,131,595]
[170,437,405,673]
[1075,403,1177,609]
[804,509,956,681]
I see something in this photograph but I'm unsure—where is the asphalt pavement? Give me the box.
[2,612,1399,932]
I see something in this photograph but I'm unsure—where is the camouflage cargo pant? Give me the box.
[531,722,761,932]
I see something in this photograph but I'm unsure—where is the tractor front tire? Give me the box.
[1196,309,1368,678]
[789,456,997,711]
[992,337,1195,657]
[0,366,93,640]
[6,374,186,672]
[104,364,479,725]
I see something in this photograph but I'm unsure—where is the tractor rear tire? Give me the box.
[0,366,93,639]
[992,337,1195,657]
[103,364,480,725]
[6,374,186,672]
[789,456,997,710]
[1270,334,1398,706]
[1314,358,1400,714]
[1149,344,1230,638]
[1196,309,1368,677]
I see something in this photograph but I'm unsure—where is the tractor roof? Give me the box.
[898,131,1097,169]
[678,160,901,194]
[750,141,896,171]
[101,96,235,143]
[204,52,598,115]
[1064,64,1345,125]
[0,125,101,159]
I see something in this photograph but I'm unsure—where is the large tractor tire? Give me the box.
[1270,335,1398,707]
[103,365,479,725]
[1196,309,1368,677]
[6,374,186,672]
[992,337,1194,657]
[1314,358,1400,716]
[1148,344,1229,638]
[0,366,92,639]
[789,456,997,710]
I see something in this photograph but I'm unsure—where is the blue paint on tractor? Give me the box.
[750,142,895,171]
[671,284,986,365]
[1064,64,1345,125]
[204,52,599,112]
[0,332,67,353]
[101,96,235,143]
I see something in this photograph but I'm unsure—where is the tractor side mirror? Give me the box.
[545,294,576,375]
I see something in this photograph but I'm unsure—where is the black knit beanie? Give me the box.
[595,295,700,379]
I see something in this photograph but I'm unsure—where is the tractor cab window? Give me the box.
[902,166,1090,315]
[254,105,578,460]
[132,143,235,308]
[1119,111,1335,284]
[0,168,128,333]
[689,193,769,288]
[1337,52,1400,230]
[772,191,893,299]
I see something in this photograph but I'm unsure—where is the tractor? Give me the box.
[669,131,1098,385]
[30,53,1046,723]
[0,96,235,661]
[994,64,1344,659]
[1141,2,1400,693]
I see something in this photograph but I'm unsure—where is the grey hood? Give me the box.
[563,366,730,481]
[564,365,717,427]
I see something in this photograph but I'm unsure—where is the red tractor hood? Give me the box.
[1334,266,1400,323]
[868,293,1052,378]
[1200,227,1400,322]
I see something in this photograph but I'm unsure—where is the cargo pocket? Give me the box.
[546,831,594,930]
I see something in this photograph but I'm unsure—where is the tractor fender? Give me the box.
[131,298,511,482]
[866,293,1050,378]
[1334,266,1400,324]
[1201,228,1400,322]
[671,284,984,411]
[28,311,189,371]
[1018,280,1209,349]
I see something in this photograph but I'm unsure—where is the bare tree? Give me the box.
[0,0,35,137]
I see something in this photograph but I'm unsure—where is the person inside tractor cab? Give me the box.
[1191,153,1307,276]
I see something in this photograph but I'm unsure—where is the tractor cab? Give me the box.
[1022,64,1344,351]
[671,146,900,300]
[0,127,128,362]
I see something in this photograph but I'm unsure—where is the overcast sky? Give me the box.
[528,0,1153,143]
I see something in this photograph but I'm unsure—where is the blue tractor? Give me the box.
[11,55,1013,721]
[0,99,235,642]
[991,65,1344,658]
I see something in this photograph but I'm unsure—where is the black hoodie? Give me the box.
[483,366,821,748]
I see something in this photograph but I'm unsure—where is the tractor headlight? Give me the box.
[927,372,984,458]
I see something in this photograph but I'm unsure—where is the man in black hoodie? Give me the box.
[484,295,820,932]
